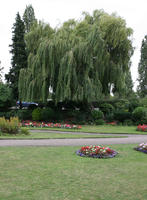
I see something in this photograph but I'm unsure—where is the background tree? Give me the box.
[137,35,147,97]
[0,61,4,82]
[5,12,27,100]
[124,69,135,97]
[18,10,134,103]
[18,21,54,102]
[0,82,12,111]
[23,4,36,33]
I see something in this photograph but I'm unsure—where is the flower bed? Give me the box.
[137,124,147,132]
[134,143,147,154]
[21,121,82,129]
[107,121,117,125]
[76,145,118,158]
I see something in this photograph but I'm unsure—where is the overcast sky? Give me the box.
[0,0,147,89]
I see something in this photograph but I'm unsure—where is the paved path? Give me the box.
[0,130,147,146]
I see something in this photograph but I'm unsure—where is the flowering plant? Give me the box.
[76,145,118,158]
[137,124,147,132]
[134,143,147,154]
[21,120,82,129]
[107,121,117,125]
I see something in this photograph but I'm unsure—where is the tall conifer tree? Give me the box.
[5,12,27,100]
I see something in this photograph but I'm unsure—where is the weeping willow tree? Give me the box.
[19,10,134,103]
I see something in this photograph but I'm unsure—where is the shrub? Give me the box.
[0,117,20,134]
[41,108,55,121]
[139,98,147,108]
[95,119,105,125]
[113,99,130,111]
[20,127,30,135]
[128,98,140,112]
[114,111,132,122]
[0,110,17,119]
[0,112,6,118]
[132,107,147,122]
[99,103,114,115]
[73,111,89,124]
[123,119,133,126]
[0,83,12,111]
[91,110,104,120]
[105,113,114,122]
[17,110,32,120]
[32,108,42,121]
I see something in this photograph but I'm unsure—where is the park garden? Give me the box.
[0,4,147,200]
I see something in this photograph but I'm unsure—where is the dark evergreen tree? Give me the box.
[5,12,27,100]
[137,35,147,97]
[23,4,36,33]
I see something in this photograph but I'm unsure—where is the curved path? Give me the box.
[0,130,147,146]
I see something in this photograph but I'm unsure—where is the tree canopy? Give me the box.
[23,4,36,33]
[137,35,147,98]
[0,82,12,111]
[0,61,3,82]
[18,10,134,103]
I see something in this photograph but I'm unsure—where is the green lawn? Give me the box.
[30,125,146,134]
[0,144,147,200]
[0,131,126,139]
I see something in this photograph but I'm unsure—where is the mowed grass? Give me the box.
[31,125,146,134]
[0,144,147,200]
[0,131,126,139]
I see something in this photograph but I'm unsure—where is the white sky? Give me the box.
[0,0,147,89]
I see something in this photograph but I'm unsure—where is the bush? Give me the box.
[0,83,12,111]
[20,127,30,135]
[0,117,20,134]
[132,107,147,122]
[41,108,55,121]
[99,103,114,115]
[114,111,132,122]
[0,110,32,121]
[0,112,6,118]
[123,119,133,126]
[70,111,90,124]
[0,110,17,119]
[32,108,42,121]
[139,98,147,108]
[91,110,104,120]
[105,113,115,122]
[128,98,140,112]
[17,110,32,120]
[113,99,130,111]
[95,119,105,125]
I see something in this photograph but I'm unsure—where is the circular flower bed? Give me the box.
[134,143,147,154]
[76,145,118,158]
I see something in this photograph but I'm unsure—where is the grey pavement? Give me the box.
[0,130,147,146]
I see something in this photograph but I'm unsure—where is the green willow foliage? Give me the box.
[19,10,133,103]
